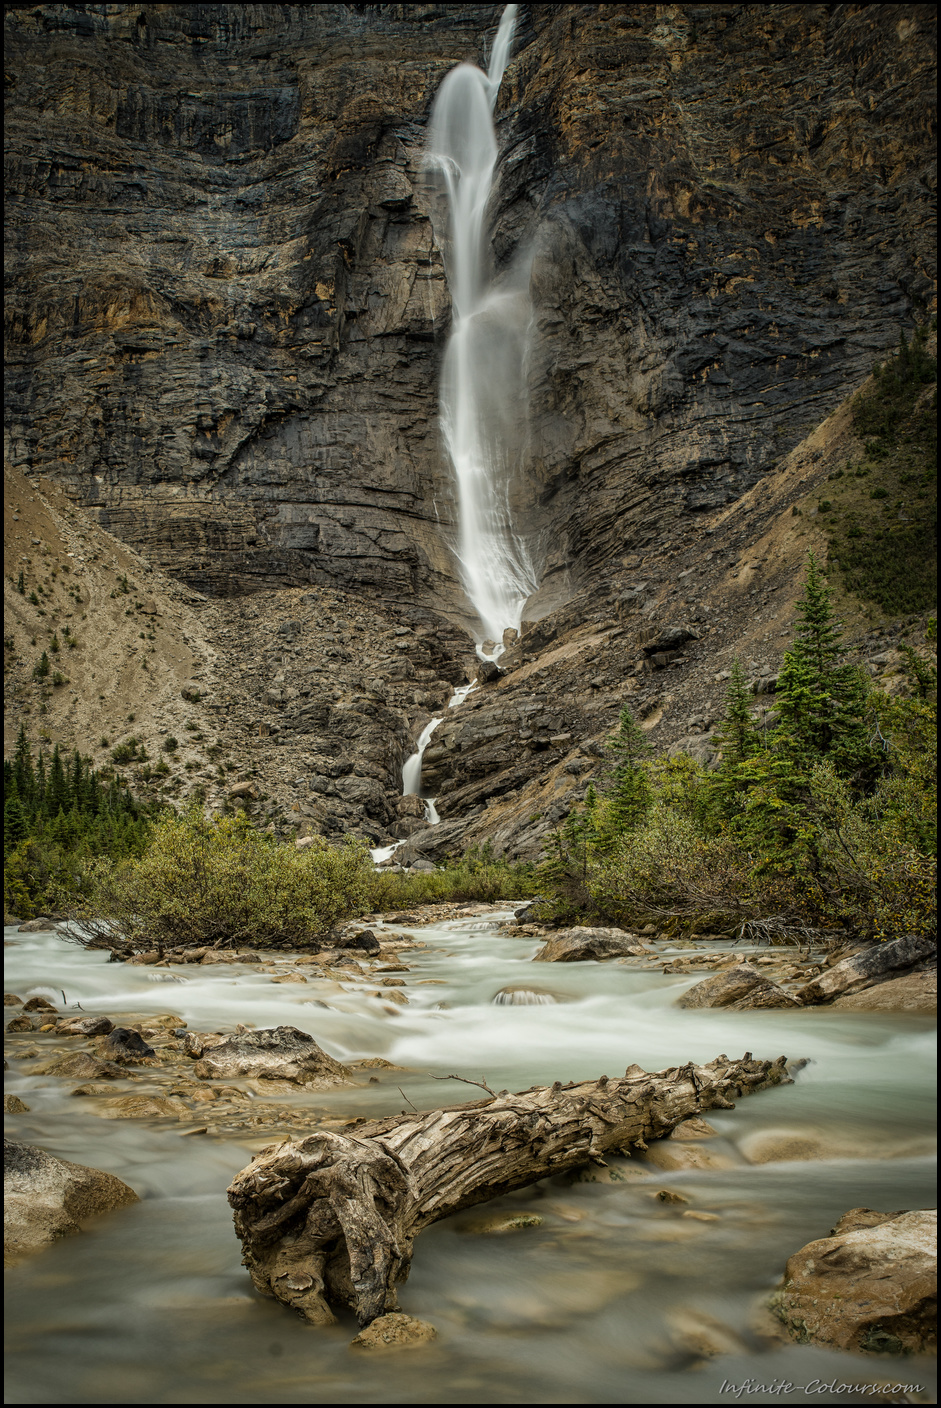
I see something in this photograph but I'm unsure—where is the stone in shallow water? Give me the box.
[55,1015,114,1037]
[4,1095,30,1113]
[534,928,649,963]
[349,1313,437,1351]
[4,1138,138,1260]
[95,1095,191,1120]
[459,1212,544,1234]
[37,1053,125,1080]
[675,962,800,1010]
[491,986,558,1006]
[768,1208,937,1355]
[192,1025,353,1088]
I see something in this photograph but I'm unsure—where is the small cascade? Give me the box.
[371,680,478,864]
[402,716,444,824]
[428,3,540,646]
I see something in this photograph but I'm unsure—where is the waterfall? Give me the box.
[428,4,539,649]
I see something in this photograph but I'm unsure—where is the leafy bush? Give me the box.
[68,808,375,952]
[368,845,535,911]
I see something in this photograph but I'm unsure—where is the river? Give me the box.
[4,914,936,1405]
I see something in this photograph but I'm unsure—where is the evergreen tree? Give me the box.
[13,724,33,801]
[4,784,29,852]
[714,659,759,767]
[606,707,652,771]
[47,745,70,816]
[774,553,872,779]
[600,707,653,838]
[708,658,762,823]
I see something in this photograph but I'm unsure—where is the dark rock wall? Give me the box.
[4,3,936,612]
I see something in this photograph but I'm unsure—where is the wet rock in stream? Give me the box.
[768,1208,937,1355]
[534,928,650,962]
[36,1052,126,1080]
[349,1312,437,1351]
[55,1015,115,1037]
[95,1094,192,1120]
[191,1025,353,1088]
[676,962,801,1010]
[4,1138,139,1261]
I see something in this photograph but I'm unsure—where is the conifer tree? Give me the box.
[4,784,29,852]
[600,707,653,838]
[13,725,33,802]
[775,552,872,779]
[715,659,758,767]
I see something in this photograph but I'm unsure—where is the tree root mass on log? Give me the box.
[228,1053,791,1327]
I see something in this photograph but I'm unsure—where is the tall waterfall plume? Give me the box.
[428,4,539,649]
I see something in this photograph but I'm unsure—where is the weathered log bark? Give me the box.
[228,1052,791,1327]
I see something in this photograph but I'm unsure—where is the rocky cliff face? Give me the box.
[4,3,936,622]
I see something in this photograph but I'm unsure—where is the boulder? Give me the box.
[3,994,23,1006]
[4,1138,139,1261]
[796,933,937,1005]
[831,970,936,1013]
[491,986,559,1005]
[6,1015,38,1032]
[350,1312,437,1351]
[394,818,467,866]
[96,1095,191,1120]
[16,919,55,932]
[4,1096,30,1114]
[475,659,503,685]
[638,625,695,655]
[636,1142,737,1173]
[768,1208,937,1355]
[37,1052,125,1080]
[22,996,58,1013]
[192,1026,353,1088]
[333,928,381,954]
[94,1028,156,1061]
[55,1015,115,1037]
[676,962,801,1010]
[534,927,650,962]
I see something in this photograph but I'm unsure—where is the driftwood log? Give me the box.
[228,1052,791,1327]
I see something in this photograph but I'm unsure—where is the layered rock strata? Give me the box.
[4,4,936,615]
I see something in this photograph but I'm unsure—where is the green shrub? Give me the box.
[68,808,375,952]
[368,846,535,911]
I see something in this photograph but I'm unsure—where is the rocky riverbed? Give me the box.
[4,910,936,1404]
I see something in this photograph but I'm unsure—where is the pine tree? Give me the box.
[709,658,762,823]
[606,707,652,770]
[602,708,652,837]
[715,659,759,767]
[47,744,70,816]
[13,724,33,803]
[775,552,872,780]
[4,784,29,852]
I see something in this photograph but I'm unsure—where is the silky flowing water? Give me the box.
[4,916,936,1405]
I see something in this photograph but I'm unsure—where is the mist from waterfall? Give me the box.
[428,4,540,648]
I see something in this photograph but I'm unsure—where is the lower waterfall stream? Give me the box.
[4,917,936,1405]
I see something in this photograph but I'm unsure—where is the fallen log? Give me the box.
[228,1052,791,1328]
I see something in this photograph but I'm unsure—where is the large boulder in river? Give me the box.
[676,962,801,1010]
[768,1208,937,1355]
[534,928,650,962]
[4,1138,138,1261]
[831,970,936,1014]
[192,1026,353,1087]
[796,932,936,1005]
